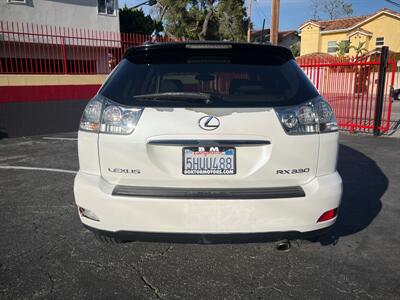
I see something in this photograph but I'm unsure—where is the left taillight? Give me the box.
[79,95,143,135]
[79,95,103,132]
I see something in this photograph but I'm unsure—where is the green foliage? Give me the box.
[290,42,300,57]
[119,5,163,34]
[216,0,248,41]
[350,41,368,57]
[155,0,248,40]
[336,40,350,56]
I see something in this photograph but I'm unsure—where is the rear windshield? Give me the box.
[100,51,318,108]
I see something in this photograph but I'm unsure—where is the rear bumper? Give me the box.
[112,185,305,199]
[74,172,342,235]
[84,224,333,243]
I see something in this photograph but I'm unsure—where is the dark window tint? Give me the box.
[100,57,318,108]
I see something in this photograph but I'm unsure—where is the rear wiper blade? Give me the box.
[133,92,213,103]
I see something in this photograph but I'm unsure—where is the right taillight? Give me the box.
[275,96,338,135]
[79,95,143,135]
[314,98,339,133]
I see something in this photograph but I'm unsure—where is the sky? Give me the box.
[118,0,400,31]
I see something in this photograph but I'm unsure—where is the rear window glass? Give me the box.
[100,52,318,108]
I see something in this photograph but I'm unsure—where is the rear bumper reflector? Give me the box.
[147,139,270,146]
[112,186,305,199]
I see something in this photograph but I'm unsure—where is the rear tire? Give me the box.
[94,233,124,244]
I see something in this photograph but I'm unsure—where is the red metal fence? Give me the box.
[0,21,396,134]
[298,54,396,134]
[0,21,176,74]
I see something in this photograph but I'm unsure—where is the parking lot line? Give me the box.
[0,165,77,174]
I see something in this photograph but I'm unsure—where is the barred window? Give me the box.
[98,0,115,15]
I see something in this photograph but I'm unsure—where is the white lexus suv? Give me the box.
[74,42,342,243]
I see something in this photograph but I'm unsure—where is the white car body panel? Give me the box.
[74,171,342,233]
[97,107,319,188]
[76,108,342,235]
[74,42,343,238]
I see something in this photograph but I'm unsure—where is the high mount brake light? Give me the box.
[275,97,338,135]
[185,44,232,49]
[79,95,143,135]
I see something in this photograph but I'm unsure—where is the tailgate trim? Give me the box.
[147,139,270,146]
[112,186,305,199]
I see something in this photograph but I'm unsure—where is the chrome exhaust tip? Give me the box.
[276,239,291,252]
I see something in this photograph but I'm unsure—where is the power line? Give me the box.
[384,0,400,8]
[253,0,268,21]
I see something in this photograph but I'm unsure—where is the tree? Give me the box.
[310,0,353,20]
[150,0,215,40]
[216,0,248,41]
[119,5,163,34]
[310,0,320,20]
[199,0,217,40]
[290,42,300,57]
[336,40,350,56]
[350,41,368,57]
[151,0,248,41]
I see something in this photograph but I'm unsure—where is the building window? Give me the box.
[98,0,115,15]
[376,37,384,46]
[327,41,337,53]
[7,0,27,3]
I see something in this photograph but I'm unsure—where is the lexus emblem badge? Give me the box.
[199,116,220,131]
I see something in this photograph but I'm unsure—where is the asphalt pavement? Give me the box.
[0,132,399,299]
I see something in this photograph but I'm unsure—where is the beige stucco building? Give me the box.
[299,8,400,56]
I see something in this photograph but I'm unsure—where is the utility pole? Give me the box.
[270,0,280,45]
[247,0,253,42]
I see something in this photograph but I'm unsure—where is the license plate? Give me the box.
[182,146,236,175]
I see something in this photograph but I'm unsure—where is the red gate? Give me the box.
[298,53,396,134]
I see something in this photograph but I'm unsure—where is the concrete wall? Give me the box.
[0,0,119,33]
[0,74,106,137]
[0,99,88,138]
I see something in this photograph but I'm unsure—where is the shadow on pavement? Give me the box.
[320,144,387,245]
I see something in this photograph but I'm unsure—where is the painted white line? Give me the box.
[0,165,77,174]
[42,137,77,141]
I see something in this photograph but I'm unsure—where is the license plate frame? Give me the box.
[182,146,236,175]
